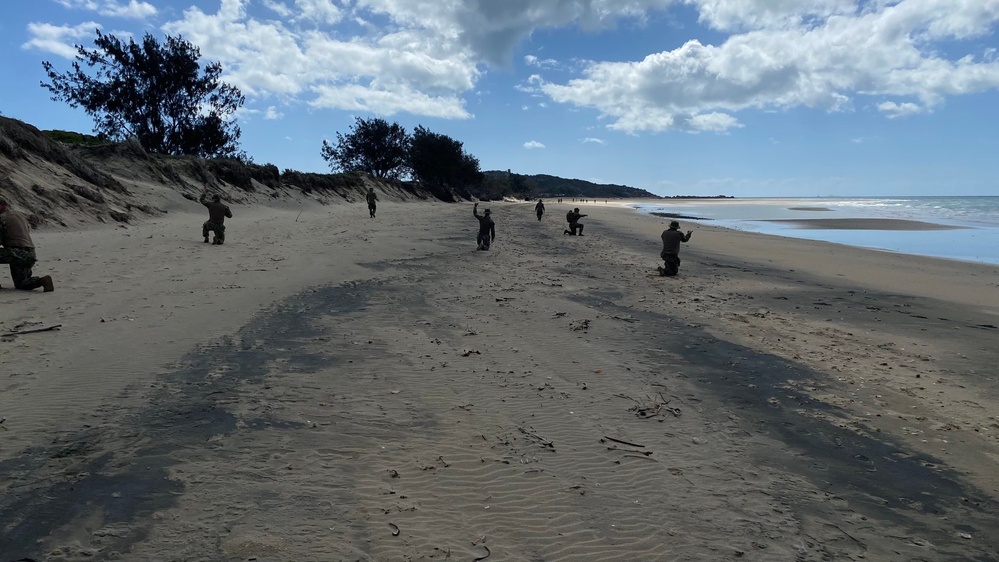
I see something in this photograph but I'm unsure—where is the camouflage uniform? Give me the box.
[366,190,378,218]
[200,193,233,244]
[659,225,692,277]
[0,211,47,290]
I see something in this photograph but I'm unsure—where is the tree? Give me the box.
[408,126,482,197]
[41,30,244,158]
[321,117,410,179]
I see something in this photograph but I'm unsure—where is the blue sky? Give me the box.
[2,0,999,197]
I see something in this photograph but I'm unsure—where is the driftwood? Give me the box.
[474,545,491,561]
[4,324,62,336]
[518,426,555,450]
[603,436,644,448]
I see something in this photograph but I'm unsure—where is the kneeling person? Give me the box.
[564,208,587,235]
[200,190,233,245]
[0,198,54,292]
[659,220,692,276]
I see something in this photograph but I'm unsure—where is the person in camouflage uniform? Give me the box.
[658,220,693,277]
[366,187,378,218]
[0,198,54,292]
[200,190,233,245]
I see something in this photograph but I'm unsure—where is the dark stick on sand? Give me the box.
[5,324,62,336]
[603,436,645,448]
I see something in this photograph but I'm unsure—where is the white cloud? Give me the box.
[264,106,285,120]
[37,0,999,130]
[55,0,156,19]
[525,54,559,68]
[542,1,999,132]
[262,0,294,18]
[688,0,855,31]
[310,83,470,118]
[524,140,546,149]
[102,0,157,18]
[356,0,677,66]
[582,137,606,144]
[22,21,101,58]
[877,101,925,118]
[162,0,476,117]
[295,0,343,24]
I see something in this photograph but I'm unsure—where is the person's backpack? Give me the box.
[566,211,574,222]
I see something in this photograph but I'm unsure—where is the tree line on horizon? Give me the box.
[36,30,656,202]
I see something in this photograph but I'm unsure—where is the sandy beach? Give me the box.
[2,199,999,561]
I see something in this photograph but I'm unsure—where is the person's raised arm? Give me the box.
[473,202,480,217]
[199,189,210,207]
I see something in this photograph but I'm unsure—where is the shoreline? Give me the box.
[628,197,999,266]
[2,200,998,560]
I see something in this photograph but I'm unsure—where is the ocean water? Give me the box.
[632,196,999,265]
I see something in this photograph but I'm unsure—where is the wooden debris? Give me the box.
[4,324,63,336]
[518,426,555,450]
[602,436,644,448]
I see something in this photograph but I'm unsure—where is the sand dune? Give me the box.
[2,199,998,561]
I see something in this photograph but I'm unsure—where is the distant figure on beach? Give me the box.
[0,198,54,292]
[535,199,545,221]
[473,202,495,250]
[564,208,587,236]
[659,220,693,276]
[366,187,378,218]
[200,189,233,245]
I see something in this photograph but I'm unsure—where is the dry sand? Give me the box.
[2,199,998,561]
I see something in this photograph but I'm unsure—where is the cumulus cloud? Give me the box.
[877,101,925,118]
[542,1,999,132]
[22,21,101,58]
[262,0,294,18]
[357,0,677,66]
[54,0,156,19]
[264,106,285,120]
[524,140,546,149]
[35,0,999,130]
[525,54,559,68]
[310,83,470,118]
[294,0,344,24]
[162,0,476,117]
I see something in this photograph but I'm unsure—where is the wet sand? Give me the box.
[2,201,998,561]
[766,218,968,230]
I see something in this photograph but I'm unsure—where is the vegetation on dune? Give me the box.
[41,30,244,159]
[476,171,659,200]
[321,117,410,180]
[43,130,106,146]
[320,117,483,202]
[408,125,482,202]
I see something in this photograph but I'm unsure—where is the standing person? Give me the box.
[200,189,233,245]
[0,198,54,292]
[659,220,693,276]
[473,202,495,250]
[535,199,545,221]
[563,208,587,236]
[366,187,378,218]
